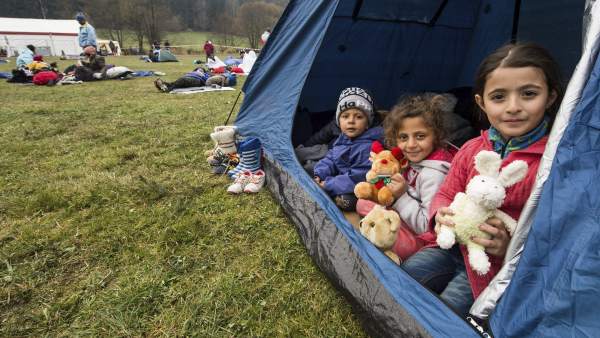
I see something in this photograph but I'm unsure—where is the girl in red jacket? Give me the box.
[401,43,564,317]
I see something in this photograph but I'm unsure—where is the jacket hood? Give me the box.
[413,147,453,174]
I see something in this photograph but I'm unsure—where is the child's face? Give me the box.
[396,116,436,163]
[475,66,557,140]
[339,108,369,138]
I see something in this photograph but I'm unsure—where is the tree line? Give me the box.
[0,0,287,50]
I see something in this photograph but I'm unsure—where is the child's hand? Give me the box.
[471,217,510,257]
[434,207,455,234]
[388,173,407,199]
[314,176,325,188]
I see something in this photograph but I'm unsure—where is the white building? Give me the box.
[0,17,80,57]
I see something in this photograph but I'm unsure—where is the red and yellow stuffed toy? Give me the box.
[354,141,408,206]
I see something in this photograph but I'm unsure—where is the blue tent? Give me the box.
[235,0,598,336]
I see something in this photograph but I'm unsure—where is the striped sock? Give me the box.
[228,137,261,179]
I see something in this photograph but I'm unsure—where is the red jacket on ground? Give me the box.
[32,71,58,85]
[419,130,548,298]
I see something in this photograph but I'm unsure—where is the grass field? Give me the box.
[97,30,251,55]
[0,55,366,337]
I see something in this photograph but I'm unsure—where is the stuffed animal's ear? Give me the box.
[498,160,529,187]
[474,151,502,177]
[369,151,375,162]
[371,141,384,154]
[391,147,403,161]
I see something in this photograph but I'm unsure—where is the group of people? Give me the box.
[9,44,60,84]
[306,42,563,317]
[8,43,137,85]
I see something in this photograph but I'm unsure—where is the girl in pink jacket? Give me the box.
[402,43,564,317]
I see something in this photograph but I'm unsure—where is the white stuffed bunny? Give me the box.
[436,150,528,275]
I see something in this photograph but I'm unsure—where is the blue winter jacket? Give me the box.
[16,48,34,68]
[79,23,97,48]
[314,126,384,196]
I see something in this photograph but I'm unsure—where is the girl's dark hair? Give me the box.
[383,94,450,149]
[474,42,564,122]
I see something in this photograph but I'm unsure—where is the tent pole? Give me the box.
[224,90,243,126]
[429,0,448,26]
[351,0,364,21]
[511,0,522,42]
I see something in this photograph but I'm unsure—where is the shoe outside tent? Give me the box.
[234,0,599,336]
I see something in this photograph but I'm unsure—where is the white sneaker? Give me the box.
[227,170,252,194]
[243,170,265,193]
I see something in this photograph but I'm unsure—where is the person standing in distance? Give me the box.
[76,12,97,51]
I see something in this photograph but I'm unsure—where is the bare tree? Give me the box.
[235,2,282,49]
[122,0,147,52]
[37,0,49,18]
[87,0,127,48]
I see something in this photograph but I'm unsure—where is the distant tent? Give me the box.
[97,39,121,56]
[157,49,177,62]
[234,0,599,337]
[0,17,80,57]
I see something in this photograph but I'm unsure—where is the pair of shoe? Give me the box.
[227,170,265,194]
[209,150,239,175]
[154,78,169,92]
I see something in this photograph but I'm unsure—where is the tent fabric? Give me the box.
[0,17,80,57]
[235,0,588,336]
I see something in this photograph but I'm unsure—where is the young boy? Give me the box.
[314,87,383,211]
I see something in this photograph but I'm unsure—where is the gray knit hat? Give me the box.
[335,87,375,126]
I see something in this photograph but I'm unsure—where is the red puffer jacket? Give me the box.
[32,71,58,85]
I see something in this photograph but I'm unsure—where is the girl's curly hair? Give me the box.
[383,94,451,149]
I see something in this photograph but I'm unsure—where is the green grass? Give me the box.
[97,30,251,54]
[0,56,366,337]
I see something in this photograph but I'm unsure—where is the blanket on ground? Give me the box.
[170,86,235,94]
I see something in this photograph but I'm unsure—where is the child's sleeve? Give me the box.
[323,166,369,196]
[313,150,336,180]
[322,150,371,196]
[393,165,449,234]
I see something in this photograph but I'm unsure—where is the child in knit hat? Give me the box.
[313,87,384,211]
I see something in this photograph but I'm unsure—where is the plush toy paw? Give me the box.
[468,246,491,275]
[436,226,456,249]
[377,187,394,206]
[354,182,374,199]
